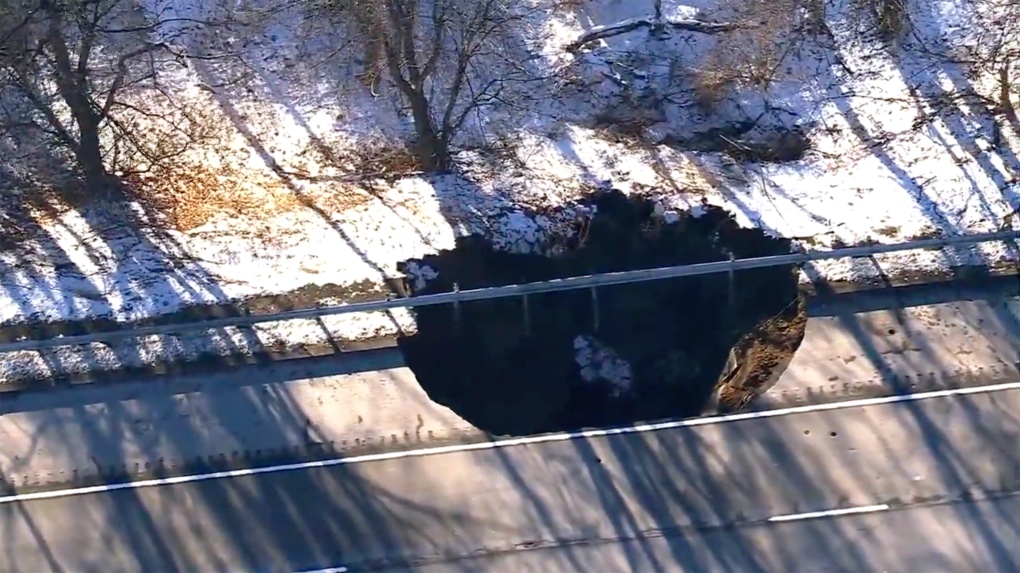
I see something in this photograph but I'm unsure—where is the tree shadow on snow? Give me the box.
[0,139,262,387]
[890,2,1020,257]
[0,134,492,570]
[826,9,1018,257]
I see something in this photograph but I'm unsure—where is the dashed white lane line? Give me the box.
[767,503,891,523]
[1,381,1017,505]
[291,503,893,572]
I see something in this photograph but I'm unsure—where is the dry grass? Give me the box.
[690,67,735,110]
[692,0,831,110]
[343,140,423,176]
[549,0,588,14]
[126,161,394,232]
[124,165,306,231]
[590,123,647,146]
[691,4,795,110]
[3,138,425,242]
[120,134,419,231]
[590,107,662,145]
[299,183,378,214]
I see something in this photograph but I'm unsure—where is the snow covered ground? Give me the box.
[1,0,1018,380]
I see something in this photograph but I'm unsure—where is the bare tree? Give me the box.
[950,0,1020,129]
[887,0,1019,133]
[311,0,539,172]
[0,0,225,200]
[695,0,827,107]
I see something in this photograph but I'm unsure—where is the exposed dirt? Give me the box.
[715,295,808,413]
[398,189,809,437]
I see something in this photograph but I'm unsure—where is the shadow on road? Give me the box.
[1,278,1018,572]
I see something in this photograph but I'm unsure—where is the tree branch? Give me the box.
[14,73,78,151]
[420,0,445,80]
[446,75,501,141]
[99,43,166,119]
[76,0,108,79]
[565,16,739,53]
[0,8,40,58]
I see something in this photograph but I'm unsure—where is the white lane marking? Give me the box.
[1,381,1017,505]
[767,503,891,522]
[294,568,347,573]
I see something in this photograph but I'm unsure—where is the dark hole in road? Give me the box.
[397,189,807,437]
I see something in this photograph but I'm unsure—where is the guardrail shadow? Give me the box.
[815,267,1019,460]
[774,267,1019,418]
[0,347,404,416]
[806,275,1020,317]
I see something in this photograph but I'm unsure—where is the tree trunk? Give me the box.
[1000,65,1019,133]
[75,116,110,196]
[407,88,450,172]
[39,5,114,199]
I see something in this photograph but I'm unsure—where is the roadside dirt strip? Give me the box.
[1,281,1018,492]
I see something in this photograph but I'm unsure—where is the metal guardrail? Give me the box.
[0,229,1016,353]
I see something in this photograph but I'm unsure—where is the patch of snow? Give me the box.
[403,262,439,293]
[574,335,633,397]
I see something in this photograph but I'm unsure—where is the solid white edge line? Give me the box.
[1,381,1017,505]
[294,568,347,573]
[767,503,891,522]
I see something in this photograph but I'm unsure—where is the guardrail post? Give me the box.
[522,292,531,335]
[727,250,736,308]
[452,283,461,334]
[591,286,600,331]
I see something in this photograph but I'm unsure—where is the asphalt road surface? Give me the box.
[3,387,1018,572]
[4,280,1018,492]
[410,496,1020,573]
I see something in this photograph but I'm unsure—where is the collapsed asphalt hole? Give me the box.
[397,189,807,437]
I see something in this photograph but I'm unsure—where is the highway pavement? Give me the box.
[3,280,1018,492]
[410,496,1020,572]
[2,386,1018,572]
